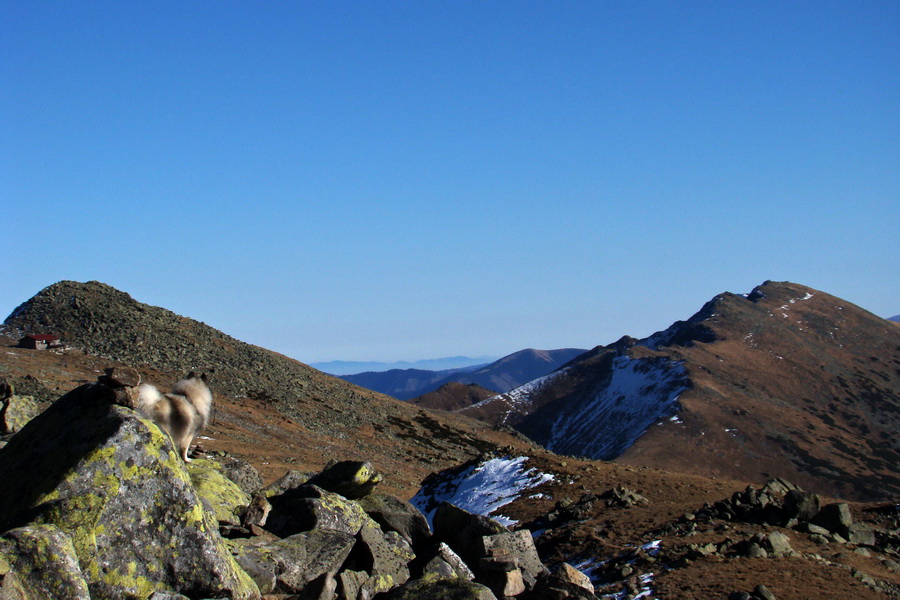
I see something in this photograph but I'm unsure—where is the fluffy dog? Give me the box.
[136,372,212,462]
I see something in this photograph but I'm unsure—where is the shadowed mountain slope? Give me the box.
[462,281,900,502]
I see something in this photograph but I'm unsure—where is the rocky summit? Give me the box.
[461,281,900,502]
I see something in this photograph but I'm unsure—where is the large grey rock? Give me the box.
[358,493,432,549]
[233,529,356,594]
[187,458,252,526]
[480,529,547,589]
[782,490,820,522]
[0,524,91,600]
[0,383,259,599]
[216,455,265,495]
[813,502,853,538]
[354,523,412,595]
[267,484,372,537]
[432,502,507,567]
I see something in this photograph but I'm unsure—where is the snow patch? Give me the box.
[411,456,554,528]
[471,368,569,424]
[543,356,689,460]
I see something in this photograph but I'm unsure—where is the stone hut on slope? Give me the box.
[18,334,62,350]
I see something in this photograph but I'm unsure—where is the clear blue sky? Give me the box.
[2,1,898,363]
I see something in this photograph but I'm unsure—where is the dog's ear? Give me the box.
[200,373,208,383]
[186,371,196,380]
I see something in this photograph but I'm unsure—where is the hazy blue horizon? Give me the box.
[4,2,897,363]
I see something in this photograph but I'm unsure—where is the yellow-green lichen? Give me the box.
[187,460,251,526]
[102,560,158,598]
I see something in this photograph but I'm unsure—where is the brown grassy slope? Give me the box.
[619,281,900,502]
[410,381,498,411]
[459,281,900,502]
[0,331,534,500]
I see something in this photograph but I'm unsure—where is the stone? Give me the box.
[847,523,876,546]
[799,523,831,536]
[358,493,432,549]
[754,585,778,600]
[148,593,192,600]
[433,502,507,567]
[216,455,265,495]
[233,529,356,594]
[307,460,384,500]
[600,486,649,508]
[812,503,853,538]
[745,543,768,558]
[419,543,476,581]
[782,490,819,523]
[337,570,369,600]
[99,367,142,388]
[261,469,313,497]
[551,562,593,593]
[480,566,526,598]
[187,458,252,526]
[0,394,40,434]
[0,524,91,600]
[267,484,372,537]
[353,522,411,592]
[384,577,499,600]
[480,529,547,589]
[0,383,258,599]
[242,493,273,528]
[766,531,794,556]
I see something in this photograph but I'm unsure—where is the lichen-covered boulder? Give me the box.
[266,484,372,537]
[0,524,91,600]
[0,394,40,434]
[307,460,384,499]
[214,455,264,495]
[0,383,259,600]
[232,529,356,594]
[187,458,252,526]
[358,493,432,550]
[353,523,412,596]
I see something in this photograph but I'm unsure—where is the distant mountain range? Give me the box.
[339,348,587,401]
[310,356,497,376]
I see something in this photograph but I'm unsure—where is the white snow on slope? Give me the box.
[544,355,689,460]
[410,456,554,528]
[468,368,570,425]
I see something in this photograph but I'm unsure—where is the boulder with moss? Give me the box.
[0,382,259,599]
[0,524,91,600]
[187,458,252,526]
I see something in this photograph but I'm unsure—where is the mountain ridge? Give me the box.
[461,281,900,502]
